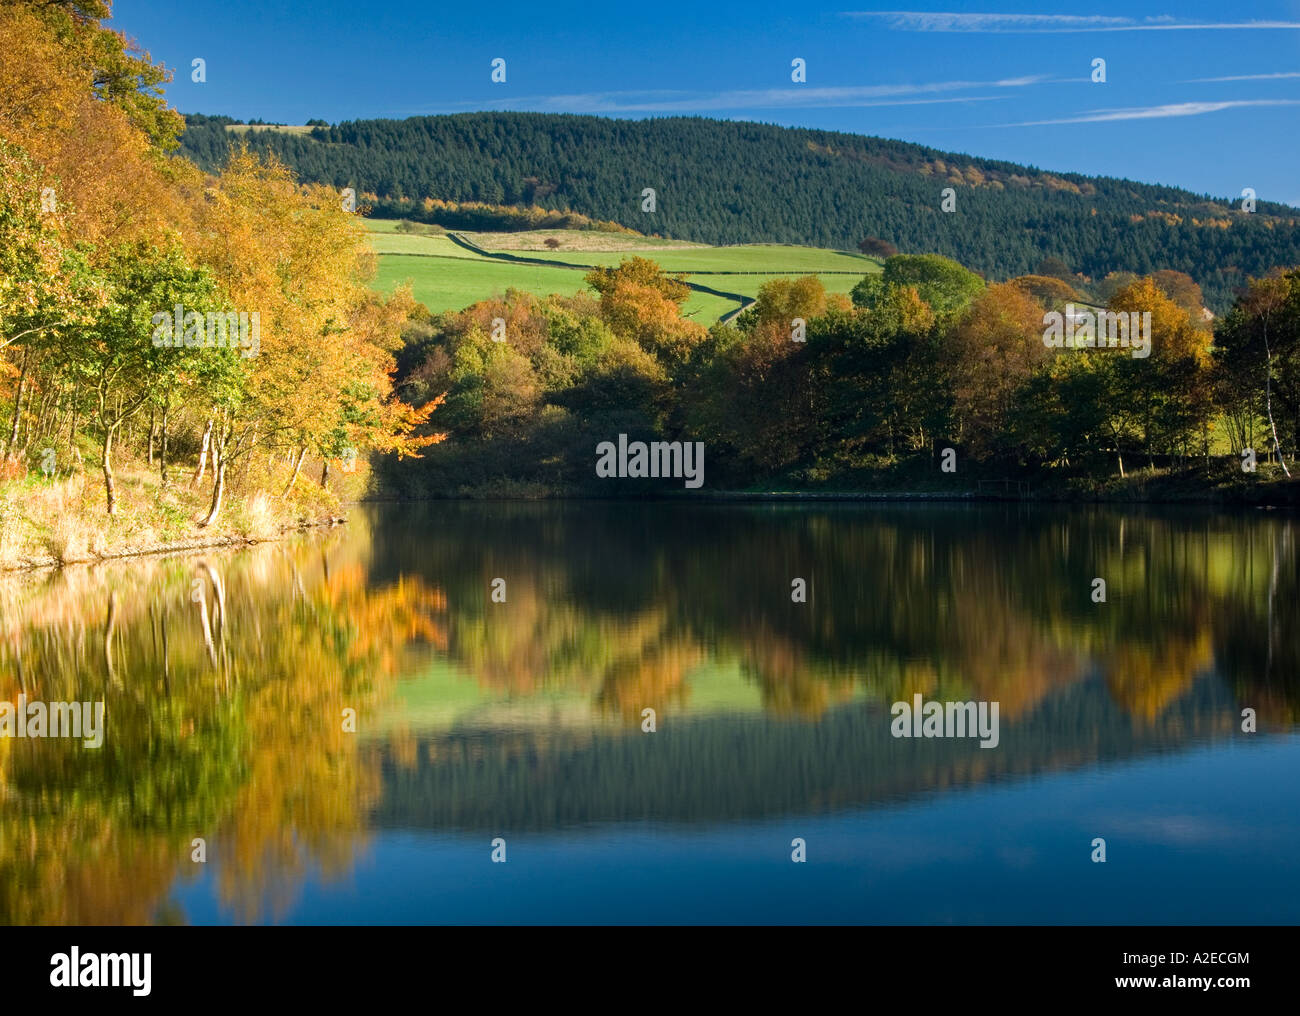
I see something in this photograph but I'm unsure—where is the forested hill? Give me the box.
[180,112,1300,309]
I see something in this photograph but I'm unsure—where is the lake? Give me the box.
[1,501,1296,924]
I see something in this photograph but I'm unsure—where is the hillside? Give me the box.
[179,112,1300,310]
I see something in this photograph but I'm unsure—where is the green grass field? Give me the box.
[459,228,707,254]
[364,218,413,234]
[367,232,467,257]
[373,254,591,309]
[365,220,880,322]
[473,239,875,273]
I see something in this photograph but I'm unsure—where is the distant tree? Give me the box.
[585,257,691,305]
[858,237,898,258]
[1093,278,1210,475]
[750,276,828,326]
[561,334,668,428]
[1008,275,1080,309]
[544,237,562,249]
[1094,271,1140,306]
[1151,270,1207,324]
[599,280,706,365]
[881,254,985,314]
[947,283,1049,457]
[584,257,704,364]
[685,318,813,475]
[811,296,938,461]
[850,274,884,309]
[447,327,542,441]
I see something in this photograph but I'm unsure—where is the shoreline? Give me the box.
[0,516,346,574]
[7,483,1294,578]
[360,488,1300,508]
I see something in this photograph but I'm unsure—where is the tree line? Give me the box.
[381,251,1300,497]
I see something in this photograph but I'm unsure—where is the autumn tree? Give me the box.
[1151,270,1208,326]
[585,257,705,366]
[947,282,1050,459]
[882,254,985,314]
[851,254,984,317]
[1007,275,1080,310]
[1214,270,1300,472]
[1112,276,1213,466]
[0,140,102,394]
[744,275,828,328]
[187,149,437,523]
[69,242,225,513]
[683,316,815,478]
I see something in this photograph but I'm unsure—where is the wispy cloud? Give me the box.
[846,11,1300,33]
[1184,71,1300,83]
[418,76,1046,115]
[982,98,1300,127]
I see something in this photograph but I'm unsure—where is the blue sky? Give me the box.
[113,1,1300,204]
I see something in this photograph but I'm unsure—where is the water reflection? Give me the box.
[0,503,1296,924]
[0,518,443,923]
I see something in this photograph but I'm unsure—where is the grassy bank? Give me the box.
[0,450,355,571]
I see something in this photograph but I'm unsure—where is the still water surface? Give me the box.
[2,502,1296,924]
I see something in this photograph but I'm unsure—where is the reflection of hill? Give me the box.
[363,502,1298,725]
[371,675,1240,833]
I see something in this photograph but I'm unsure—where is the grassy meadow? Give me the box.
[365,220,882,322]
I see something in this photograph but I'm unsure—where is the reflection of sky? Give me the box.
[173,735,1300,924]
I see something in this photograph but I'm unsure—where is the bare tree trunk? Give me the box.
[204,460,226,527]
[202,434,228,528]
[104,592,119,685]
[148,407,157,465]
[282,445,307,497]
[102,427,117,515]
[5,347,29,457]
[191,416,213,486]
[159,602,170,693]
[320,456,330,488]
[159,403,170,482]
[203,562,228,672]
[195,572,218,667]
[1263,323,1291,478]
[25,387,54,453]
